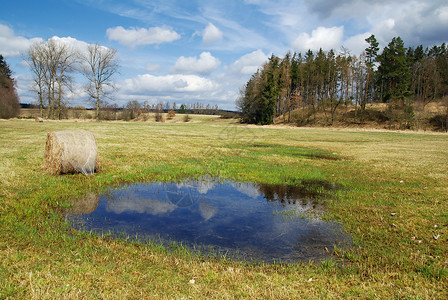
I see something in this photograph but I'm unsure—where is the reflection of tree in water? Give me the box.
[258,180,335,206]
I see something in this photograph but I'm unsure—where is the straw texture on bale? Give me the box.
[44,130,99,175]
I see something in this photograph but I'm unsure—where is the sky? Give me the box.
[1,0,447,110]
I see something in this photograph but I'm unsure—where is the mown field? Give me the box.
[1,117,447,298]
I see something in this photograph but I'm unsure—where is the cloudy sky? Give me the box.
[1,0,447,110]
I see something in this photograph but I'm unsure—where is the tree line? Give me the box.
[25,39,118,121]
[237,35,448,129]
[98,100,221,121]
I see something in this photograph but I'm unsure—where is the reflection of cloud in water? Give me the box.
[199,200,218,221]
[231,182,261,198]
[107,197,177,215]
[195,180,215,194]
[175,180,215,194]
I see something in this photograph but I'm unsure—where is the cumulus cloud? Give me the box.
[202,23,223,45]
[47,36,91,53]
[0,24,43,57]
[292,26,344,53]
[172,52,221,75]
[342,32,371,55]
[377,2,448,45]
[121,73,216,94]
[106,26,180,47]
[230,49,268,75]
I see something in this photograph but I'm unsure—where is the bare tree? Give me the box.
[26,43,47,118]
[80,43,119,121]
[26,39,76,119]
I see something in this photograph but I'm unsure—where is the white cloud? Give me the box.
[371,18,397,46]
[292,26,344,53]
[121,73,217,94]
[437,6,448,22]
[202,23,223,45]
[230,49,268,75]
[342,32,371,55]
[106,26,180,47]
[0,24,43,57]
[47,36,91,53]
[172,52,221,75]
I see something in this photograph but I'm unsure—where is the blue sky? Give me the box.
[1,0,447,110]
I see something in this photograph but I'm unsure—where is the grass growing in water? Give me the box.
[1,118,447,298]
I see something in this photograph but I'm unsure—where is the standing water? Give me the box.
[67,179,351,263]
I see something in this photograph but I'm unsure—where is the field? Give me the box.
[1,117,447,298]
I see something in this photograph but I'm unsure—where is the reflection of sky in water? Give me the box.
[68,180,351,263]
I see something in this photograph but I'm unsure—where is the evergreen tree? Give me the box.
[258,55,279,125]
[179,104,186,114]
[363,34,379,109]
[0,54,13,85]
[0,55,20,118]
[377,37,412,102]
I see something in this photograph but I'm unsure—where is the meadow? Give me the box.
[1,117,447,298]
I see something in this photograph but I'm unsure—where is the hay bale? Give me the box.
[44,129,99,175]
[35,117,43,122]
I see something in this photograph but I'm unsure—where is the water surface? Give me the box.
[68,179,350,263]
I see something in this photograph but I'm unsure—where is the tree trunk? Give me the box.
[58,76,63,120]
[39,90,43,119]
[96,87,100,122]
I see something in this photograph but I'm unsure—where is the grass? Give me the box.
[1,117,447,298]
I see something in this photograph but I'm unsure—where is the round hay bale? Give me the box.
[44,129,99,175]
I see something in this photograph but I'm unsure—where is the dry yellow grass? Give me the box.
[0,118,447,298]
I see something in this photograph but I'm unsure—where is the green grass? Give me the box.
[1,118,447,298]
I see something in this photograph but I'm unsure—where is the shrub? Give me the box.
[183,114,191,122]
[167,110,176,120]
[155,111,164,122]
[155,103,164,122]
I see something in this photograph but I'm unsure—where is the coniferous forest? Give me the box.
[237,35,448,131]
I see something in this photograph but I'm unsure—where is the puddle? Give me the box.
[67,179,351,263]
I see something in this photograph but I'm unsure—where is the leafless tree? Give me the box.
[26,43,46,118]
[26,39,77,119]
[80,43,119,121]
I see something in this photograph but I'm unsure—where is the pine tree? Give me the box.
[258,55,279,125]
[377,37,412,103]
[0,54,13,86]
[0,55,20,118]
[363,34,379,109]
